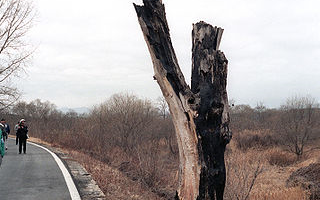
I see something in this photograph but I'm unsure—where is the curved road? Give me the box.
[0,139,73,200]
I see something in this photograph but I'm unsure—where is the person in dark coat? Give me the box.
[0,119,8,151]
[1,119,10,150]
[16,119,28,154]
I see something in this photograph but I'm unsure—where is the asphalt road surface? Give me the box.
[0,138,72,200]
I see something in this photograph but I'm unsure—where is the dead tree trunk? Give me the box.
[134,1,232,199]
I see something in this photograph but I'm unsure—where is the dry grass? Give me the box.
[265,148,297,167]
[250,187,309,200]
[249,146,320,200]
[68,150,164,200]
[225,147,263,200]
[234,129,278,151]
[26,136,53,146]
[251,164,309,200]
[225,137,316,200]
[287,163,320,199]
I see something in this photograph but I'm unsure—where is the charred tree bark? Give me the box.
[134,1,232,199]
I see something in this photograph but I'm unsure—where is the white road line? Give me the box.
[9,138,81,200]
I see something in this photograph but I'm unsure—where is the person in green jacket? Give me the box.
[0,128,5,157]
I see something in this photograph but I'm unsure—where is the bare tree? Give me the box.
[12,99,56,119]
[91,93,157,153]
[0,85,19,111]
[156,96,169,119]
[230,104,255,131]
[134,1,231,199]
[280,96,319,158]
[254,102,266,120]
[0,0,35,110]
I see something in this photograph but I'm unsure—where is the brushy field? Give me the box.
[6,95,320,199]
[27,128,319,200]
[224,129,319,200]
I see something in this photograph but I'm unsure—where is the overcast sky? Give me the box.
[15,0,320,108]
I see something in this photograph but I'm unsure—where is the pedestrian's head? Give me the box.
[19,119,26,125]
[0,119,5,124]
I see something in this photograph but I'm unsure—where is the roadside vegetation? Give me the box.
[1,93,320,199]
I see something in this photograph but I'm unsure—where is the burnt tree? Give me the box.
[134,1,232,199]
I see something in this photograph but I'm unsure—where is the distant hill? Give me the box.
[59,107,90,114]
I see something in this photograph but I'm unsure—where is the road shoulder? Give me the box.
[45,145,106,200]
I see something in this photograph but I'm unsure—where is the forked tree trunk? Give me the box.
[134,1,232,199]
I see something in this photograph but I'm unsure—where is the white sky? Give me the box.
[15,0,320,108]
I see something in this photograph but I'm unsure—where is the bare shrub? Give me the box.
[266,148,297,167]
[224,148,263,200]
[90,93,157,153]
[88,93,178,198]
[235,129,278,151]
[68,150,165,200]
[287,163,320,200]
[156,96,169,119]
[230,104,255,131]
[279,96,319,158]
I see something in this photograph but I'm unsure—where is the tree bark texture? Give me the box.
[134,1,232,199]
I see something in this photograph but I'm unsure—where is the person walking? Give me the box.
[0,127,4,165]
[16,119,28,154]
[1,119,10,150]
[0,119,7,151]
[15,121,20,145]
[0,127,4,158]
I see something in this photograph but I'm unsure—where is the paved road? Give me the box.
[0,138,72,200]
